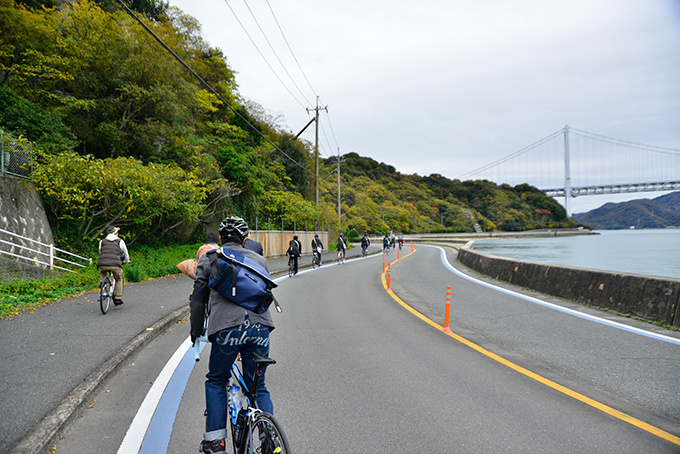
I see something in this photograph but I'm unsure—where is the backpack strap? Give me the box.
[207,249,238,297]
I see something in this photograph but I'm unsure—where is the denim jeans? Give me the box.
[204,319,272,441]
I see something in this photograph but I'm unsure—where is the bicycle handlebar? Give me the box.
[193,334,208,362]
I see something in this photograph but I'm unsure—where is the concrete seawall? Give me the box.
[457,241,680,329]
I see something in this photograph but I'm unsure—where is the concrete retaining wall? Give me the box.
[0,175,56,282]
[457,241,680,329]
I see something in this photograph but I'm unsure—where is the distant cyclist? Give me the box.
[97,226,130,306]
[311,234,324,265]
[287,235,301,275]
[382,234,390,254]
[337,233,347,261]
[398,233,404,250]
[361,231,370,256]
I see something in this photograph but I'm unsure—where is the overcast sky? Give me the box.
[169,0,680,214]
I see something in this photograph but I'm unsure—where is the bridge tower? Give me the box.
[563,125,572,216]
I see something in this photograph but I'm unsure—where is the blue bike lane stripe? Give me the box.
[428,244,680,346]
[137,340,206,454]
[119,268,309,453]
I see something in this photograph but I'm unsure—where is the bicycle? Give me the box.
[337,249,345,265]
[287,257,295,277]
[361,245,368,257]
[227,352,290,453]
[194,341,291,454]
[383,245,390,256]
[99,270,115,314]
[312,250,322,268]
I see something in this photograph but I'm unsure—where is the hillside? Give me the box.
[319,153,577,234]
[572,192,680,229]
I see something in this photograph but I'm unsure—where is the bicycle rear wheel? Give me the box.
[246,412,291,454]
[288,258,294,277]
[99,276,113,314]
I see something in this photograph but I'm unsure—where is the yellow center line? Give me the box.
[381,248,680,447]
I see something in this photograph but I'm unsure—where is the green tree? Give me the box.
[31,151,224,243]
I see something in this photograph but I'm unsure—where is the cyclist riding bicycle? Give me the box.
[361,231,370,256]
[337,233,347,260]
[398,233,404,250]
[190,217,278,454]
[286,235,301,275]
[311,234,324,265]
[382,234,390,253]
[97,226,130,305]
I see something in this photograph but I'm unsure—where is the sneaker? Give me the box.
[113,299,124,306]
[200,438,226,454]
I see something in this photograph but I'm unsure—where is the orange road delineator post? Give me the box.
[382,254,385,272]
[397,247,400,259]
[387,264,391,289]
[442,286,452,333]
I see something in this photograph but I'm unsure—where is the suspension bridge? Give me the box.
[457,125,680,215]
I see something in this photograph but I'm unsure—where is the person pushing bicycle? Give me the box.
[190,217,277,454]
[96,226,130,306]
[311,234,324,265]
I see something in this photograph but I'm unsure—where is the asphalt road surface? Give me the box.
[15,244,680,453]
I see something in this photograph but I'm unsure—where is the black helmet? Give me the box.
[219,217,249,244]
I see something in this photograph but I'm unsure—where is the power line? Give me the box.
[115,0,314,176]
[265,0,318,97]
[241,0,313,106]
[222,0,309,109]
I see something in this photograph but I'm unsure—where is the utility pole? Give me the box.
[563,124,572,217]
[337,148,341,225]
[306,96,327,206]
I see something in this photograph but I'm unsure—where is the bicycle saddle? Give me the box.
[250,351,277,367]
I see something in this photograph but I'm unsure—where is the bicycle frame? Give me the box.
[193,338,289,453]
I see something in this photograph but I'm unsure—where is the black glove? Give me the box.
[190,298,206,344]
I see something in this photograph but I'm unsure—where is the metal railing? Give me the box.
[1,130,33,178]
[0,227,91,273]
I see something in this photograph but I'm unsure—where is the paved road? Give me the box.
[41,243,680,453]
[1,244,374,454]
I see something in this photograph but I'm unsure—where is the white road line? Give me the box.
[117,337,193,454]
[428,244,680,346]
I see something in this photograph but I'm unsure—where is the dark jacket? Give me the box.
[97,238,122,268]
[244,238,264,256]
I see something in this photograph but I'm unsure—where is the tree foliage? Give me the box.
[31,150,226,243]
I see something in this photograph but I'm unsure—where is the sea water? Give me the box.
[473,229,680,279]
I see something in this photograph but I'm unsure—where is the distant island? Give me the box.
[572,191,680,230]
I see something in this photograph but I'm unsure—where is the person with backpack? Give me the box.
[361,231,370,256]
[287,235,301,275]
[190,217,278,454]
[337,233,347,261]
[96,226,130,305]
[311,234,324,265]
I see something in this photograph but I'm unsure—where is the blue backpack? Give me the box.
[206,247,279,314]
